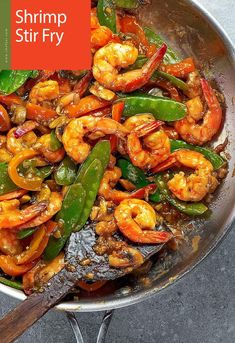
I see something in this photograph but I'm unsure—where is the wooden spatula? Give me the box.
[0,222,167,343]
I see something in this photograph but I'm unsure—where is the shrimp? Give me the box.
[175,79,222,145]
[98,166,156,203]
[7,127,37,155]
[123,114,155,131]
[0,229,23,255]
[29,80,59,104]
[16,192,62,230]
[36,134,65,163]
[114,199,172,244]
[0,199,47,229]
[91,26,114,50]
[93,42,167,92]
[127,121,171,170]
[161,150,219,202]
[62,115,129,163]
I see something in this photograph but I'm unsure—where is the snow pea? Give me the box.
[97,0,117,33]
[54,156,77,186]
[75,140,111,183]
[44,183,86,260]
[0,277,22,290]
[144,27,180,64]
[170,140,225,170]
[0,162,18,195]
[0,70,34,95]
[75,159,104,231]
[17,228,36,240]
[155,174,208,216]
[117,95,187,121]
[117,159,162,202]
[44,141,111,260]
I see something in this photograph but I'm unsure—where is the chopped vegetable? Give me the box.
[0,162,19,195]
[44,183,86,260]
[8,149,43,191]
[54,156,77,186]
[97,0,117,33]
[0,276,23,290]
[17,228,36,240]
[117,95,187,121]
[0,70,34,95]
[144,27,180,64]
[50,130,62,151]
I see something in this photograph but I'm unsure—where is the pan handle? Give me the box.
[66,310,114,343]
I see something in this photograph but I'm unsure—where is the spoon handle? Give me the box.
[0,270,74,343]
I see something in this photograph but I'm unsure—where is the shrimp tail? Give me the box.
[123,43,167,93]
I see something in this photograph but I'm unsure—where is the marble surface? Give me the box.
[0,1,235,342]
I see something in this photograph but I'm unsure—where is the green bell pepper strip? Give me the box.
[44,183,86,260]
[114,0,140,8]
[170,139,225,170]
[153,71,189,93]
[50,130,62,151]
[144,27,180,64]
[0,277,23,290]
[155,174,208,216]
[54,156,77,186]
[0,162,19,195]
[116,94,187,121]
[0,70,34,95]
[34,166,54,179]
[17,228,36,240]
[97,0,117,33]
[117,159,162,202]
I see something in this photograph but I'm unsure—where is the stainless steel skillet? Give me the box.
[0,0,234,342]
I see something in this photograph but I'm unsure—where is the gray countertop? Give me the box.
[1,1,235,342]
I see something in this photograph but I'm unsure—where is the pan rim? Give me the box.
[1,0,235,312]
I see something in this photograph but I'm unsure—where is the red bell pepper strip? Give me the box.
[0,255,35,277]
[66,95,111,118]
[160,58,196,78]
[26,103,57,123]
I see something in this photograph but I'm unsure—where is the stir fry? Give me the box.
[0,0,227,294]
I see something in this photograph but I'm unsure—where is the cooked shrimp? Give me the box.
[163,150,219,202]
[175,79,222,145]
[114,199,172,243]
[36,134,65,163]
[62,115,129,163]
[98,166,156,203]
[7,127,37,155]
[127,121,171,170]
[0,229,23,255]
[29,80,59,104]
[0,199,47,229]
[16,192,62,229]
[123,114,155,131]
[93,42,167,92]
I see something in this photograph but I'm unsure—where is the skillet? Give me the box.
[0,0,235,341]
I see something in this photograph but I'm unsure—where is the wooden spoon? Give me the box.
[0,222,167,342]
